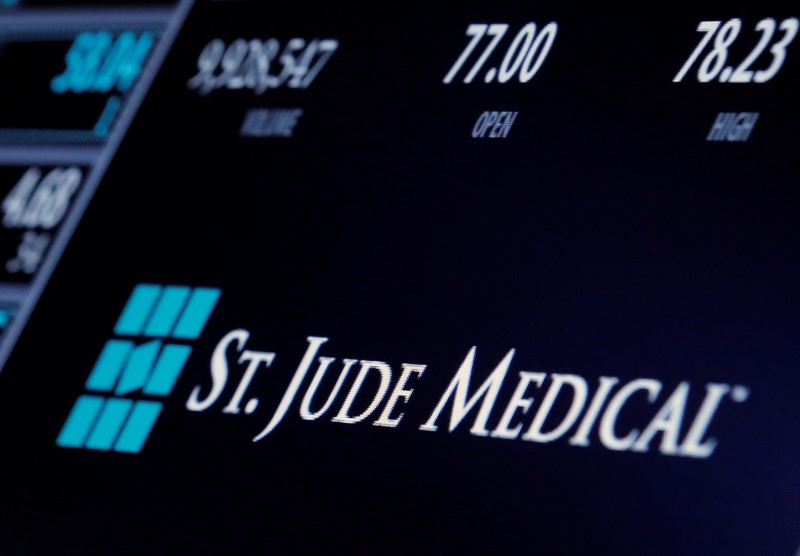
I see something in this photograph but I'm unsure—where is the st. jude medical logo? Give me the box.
[57,284,220,453]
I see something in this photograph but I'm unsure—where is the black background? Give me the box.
[1,2,798,554]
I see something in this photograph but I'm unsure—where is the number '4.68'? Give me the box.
[2,167,83,230]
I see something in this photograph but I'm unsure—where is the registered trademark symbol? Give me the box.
[245,398,259,414]
[731,385,750,403]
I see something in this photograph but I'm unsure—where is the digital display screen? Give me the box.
[0,1,798,554]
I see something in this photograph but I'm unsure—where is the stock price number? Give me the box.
[443,22,558,84]
[2,167,82,230]
[674,17,798,83]
[1,167,83,275]
[187,37,339,95]
[51,31,155,94]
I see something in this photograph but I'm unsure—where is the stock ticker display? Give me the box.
[0,1,798,554]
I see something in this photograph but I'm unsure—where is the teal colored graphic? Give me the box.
[57,284,220,453]
[51,31,155,95]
